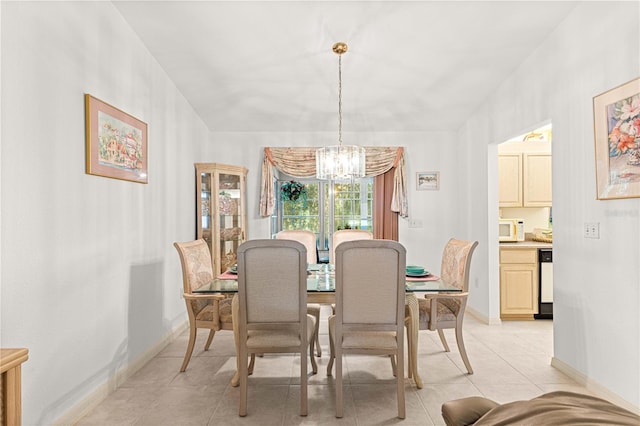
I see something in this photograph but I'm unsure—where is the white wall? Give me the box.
[1,3,208,424]
[460,2,639,408]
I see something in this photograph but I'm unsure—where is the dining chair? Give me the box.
[174,239,236,372]
[275,230,322,356]
[328,229,374,318]
[327,239,406,419]
[406,238,478,374]
[236,239,318,417]
[329,229,373,264]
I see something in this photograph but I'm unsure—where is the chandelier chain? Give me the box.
[338,54,342,146]
[316,41,365,180]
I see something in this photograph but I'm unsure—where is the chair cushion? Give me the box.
[246,314,316,350]
[219,298,233,324]
[194,297,233,324]
[414,298,458,329]
[438,298,461,315]
[329,316,398,350]
[195,304,215,321]
[342,331,398,351]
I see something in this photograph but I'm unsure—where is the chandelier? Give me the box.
[316,42,366,180]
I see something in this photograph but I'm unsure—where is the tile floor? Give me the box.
[77,307,591,425]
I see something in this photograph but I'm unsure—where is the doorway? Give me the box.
[493,123,553,321]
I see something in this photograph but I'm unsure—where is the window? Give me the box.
[271,177,374,261]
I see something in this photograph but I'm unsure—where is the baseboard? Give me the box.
[52,320,189,426]
[466,305,502,325]
[551,356,640,415]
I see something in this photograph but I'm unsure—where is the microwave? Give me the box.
[499,218,525,242]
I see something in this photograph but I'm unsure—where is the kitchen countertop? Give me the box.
[499,240,552,249]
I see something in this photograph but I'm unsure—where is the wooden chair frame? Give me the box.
[328,239,406,419]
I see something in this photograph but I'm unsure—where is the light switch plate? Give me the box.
[408,218,423,228]
[584,222,600,239]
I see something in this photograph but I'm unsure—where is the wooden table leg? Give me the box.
[405,294,423,388]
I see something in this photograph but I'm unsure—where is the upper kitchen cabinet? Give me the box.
[498,154,523,206]
[499,153,552,207]
[195,163,248,276]
[523,153,552,206]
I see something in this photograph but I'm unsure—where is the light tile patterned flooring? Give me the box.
[77,307,591,425]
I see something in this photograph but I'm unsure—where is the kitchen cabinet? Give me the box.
[499,153,551,207]
[195,163,248,275]
[498,154,523,206]
[523,153,552,206]
[500,247,538,319]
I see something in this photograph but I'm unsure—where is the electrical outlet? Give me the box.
[408,218,423,228]
[584,222,600,239]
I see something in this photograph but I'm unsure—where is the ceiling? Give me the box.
[113,1,579,133]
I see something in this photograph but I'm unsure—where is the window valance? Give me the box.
[259,146,408,218]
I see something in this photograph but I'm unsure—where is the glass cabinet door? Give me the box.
[195,163,248,275]
[199,171,214,257]
[217,172,243,274]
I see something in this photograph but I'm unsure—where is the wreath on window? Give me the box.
[280,180,308,205]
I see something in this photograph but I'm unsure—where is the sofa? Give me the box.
[441,391,640,425]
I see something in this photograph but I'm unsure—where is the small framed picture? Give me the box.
[416,171,440,190]
[85,94,148,184]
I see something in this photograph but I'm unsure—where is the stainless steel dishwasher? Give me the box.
[535,248,553,319]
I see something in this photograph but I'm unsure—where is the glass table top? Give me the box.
[193,270,460,294]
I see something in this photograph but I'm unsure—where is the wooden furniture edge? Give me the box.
[0,348,29,374]
[1,348,29,426]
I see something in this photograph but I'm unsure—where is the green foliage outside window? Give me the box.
[333,181,373,230]
[275,178,373,251]
[282,181,320,231]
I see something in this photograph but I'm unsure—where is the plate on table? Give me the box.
[406,271,430,277]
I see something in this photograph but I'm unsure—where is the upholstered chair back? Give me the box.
[276,230,317,265]
[337,240,405,325]
[440,238,478,291]
[330,229,373,264]
[175,239,214,311]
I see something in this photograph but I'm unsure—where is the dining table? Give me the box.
[194,264,461,389]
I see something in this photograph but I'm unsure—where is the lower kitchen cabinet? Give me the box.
[500,247,538,319]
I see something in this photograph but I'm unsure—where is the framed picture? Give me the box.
[593,77,640,199]
[416,171,440,190]
[85,94,148,184]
